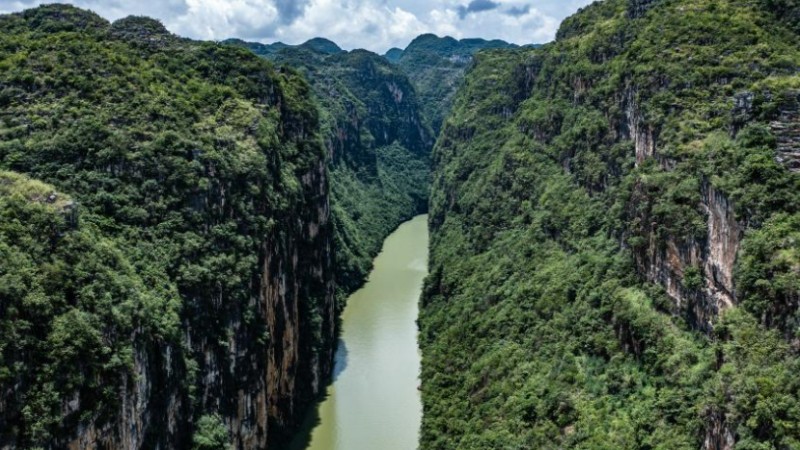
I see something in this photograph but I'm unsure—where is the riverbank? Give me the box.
[290,215,428,450]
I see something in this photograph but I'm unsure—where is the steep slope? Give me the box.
[230,40,434,296]
[0,6,334,449]
[423,0,800,448]
[391,34,519,134]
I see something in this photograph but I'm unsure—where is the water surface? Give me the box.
[291,215,428,450]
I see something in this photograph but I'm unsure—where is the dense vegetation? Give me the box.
[390,34,519,134]
[224,37,342,59]
[0,5,334,448]
[422,0,800,448]
[229,39,434,297]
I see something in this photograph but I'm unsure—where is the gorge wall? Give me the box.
[229,38,435,297]
[0,6,334,449]
[422,0,800,448]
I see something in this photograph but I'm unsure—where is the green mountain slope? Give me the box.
[422,0,800,448]
[223,37,343,58]
[392,34,520,134]
[231,41,435,296]
[0,6,335,448]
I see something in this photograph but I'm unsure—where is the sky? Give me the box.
[0,0,596,53]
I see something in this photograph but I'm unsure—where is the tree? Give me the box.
[192,414,230,450]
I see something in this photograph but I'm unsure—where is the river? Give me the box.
[290,214,428,450]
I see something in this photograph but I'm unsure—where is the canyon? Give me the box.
[2,0,800,449]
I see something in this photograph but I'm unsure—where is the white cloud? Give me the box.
[268,0,428,50]
[0,0,597,52]
[170,0,280,40]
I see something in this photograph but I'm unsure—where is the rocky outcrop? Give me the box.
[703,408,735,450]
[628,0,661,18]
[732,89,800,172]
[109,16,183,50]
[625,86,657,165]
[632,181,741,331]
[769,91,800,172]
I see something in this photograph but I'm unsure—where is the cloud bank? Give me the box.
[0,0,596,52]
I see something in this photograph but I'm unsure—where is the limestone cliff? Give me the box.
[233,40,434,296]
[0,5,335,449]
[422,0,800,448]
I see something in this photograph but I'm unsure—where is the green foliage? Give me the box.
[736,213,800,330]
[0,5,330,447]
[0,171,180,444]
[332,144,429,295]
[423,0,800,448]
[248,42,434,298]
[192,414,231,450]
[394,34,519,134]
[683,265,704,290]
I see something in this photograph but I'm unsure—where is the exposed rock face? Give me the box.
[632,180,742,331]
[0,6,336,449]
[628,0,661,18]
[625,86,657,165]
[769,91,800,172]
[622,84,741,330]
[64,344,187,450]
[703,184,740,308]
[262,158,335,446]
[704,409,735,450]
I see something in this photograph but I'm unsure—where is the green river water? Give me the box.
[290,215,428,450]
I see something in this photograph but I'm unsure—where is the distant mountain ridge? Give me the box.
[224,34,538,289]
[222,37,342,57]
[389,34,529,134]
[225,33,541,294]
[386,33,519,60]
[224,33,524,62]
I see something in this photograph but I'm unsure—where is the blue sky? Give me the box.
[0,0,596,52]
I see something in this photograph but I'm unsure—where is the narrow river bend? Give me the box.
[291,215,428,450]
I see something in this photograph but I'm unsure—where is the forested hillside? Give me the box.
[390,34,518,134]
[230,39,434,296]
[422,0,800,448]
[0,5,335,448]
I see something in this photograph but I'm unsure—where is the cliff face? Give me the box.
[630,176,742,331]
[235,41,435,296]
[623,82,743,330]
[422,0,800,448]
[0,5,334,449]
[262,157,334,446]
[768,91,800,171]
